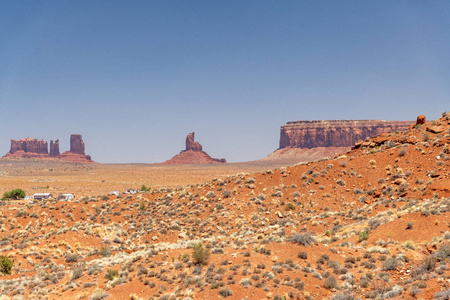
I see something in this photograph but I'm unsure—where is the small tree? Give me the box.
[0,255,13,275]
[2,189,25,200]
[141,185,150,192]
[192,242,210,265]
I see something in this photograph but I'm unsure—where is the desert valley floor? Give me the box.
[1,114,450,300]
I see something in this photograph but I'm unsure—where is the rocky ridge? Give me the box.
[266,120,413,163]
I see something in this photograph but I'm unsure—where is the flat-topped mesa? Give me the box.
[3,134,95,163]
[279,120,413,149]
[50,139,60,157]
[70,134,85,155]
[10,138,48,155]
[185,132,202,152]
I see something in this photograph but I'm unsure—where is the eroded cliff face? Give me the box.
[279,120,413,149]
[186,132,202,152]
[10,138,48,155]
[4,134,94,163]
[50,139,60,157]
[70,134,85,155]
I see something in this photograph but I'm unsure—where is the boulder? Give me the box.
[416,115,426,125]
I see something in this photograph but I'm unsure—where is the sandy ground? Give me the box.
[0,160,293,198]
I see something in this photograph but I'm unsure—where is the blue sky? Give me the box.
[1,1,449,163]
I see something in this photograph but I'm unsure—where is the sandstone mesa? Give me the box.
[3,134,94,163]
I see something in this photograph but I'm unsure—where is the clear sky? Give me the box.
[1,1,449,163]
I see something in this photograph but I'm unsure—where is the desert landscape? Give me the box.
[1,113,450,300]
[2,2,449,300]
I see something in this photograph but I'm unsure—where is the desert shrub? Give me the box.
[324,275,337,289]
[99,246,112,257]
[65,254,79,262]
[101,195,110,201]
[192,242,210,265]
[339,160,347,167]
[2,188,25,200]
[434,288,450,299]
[0,255,13,275]
[290,233,316,246]
[297,252,307,259]
[382,257,397,271]
[71,263,84,280]
[399,148,407,157]
[105,269,119,281]
[218,287,233,297]
[331,293,357,300]
[141,185,151,192]
[222,190,232,198]
[421,255,437,273]
[358,230,369,242]
[206,191,215,198]
[436,243,450,261]
[285,203,295,211]
[89,289,108,300]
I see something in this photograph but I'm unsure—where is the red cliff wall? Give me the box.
[279,120,413,149]
[70,134,85,155]
[50,139,60,157]
[10,138,48,154]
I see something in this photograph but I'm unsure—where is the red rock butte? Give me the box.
[264,120,413,163]
[163,132,226,164]
[3,134,95,163]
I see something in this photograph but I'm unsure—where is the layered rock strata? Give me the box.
[265,120,413,164]
[279,120,413,149]
[9,138,48,156]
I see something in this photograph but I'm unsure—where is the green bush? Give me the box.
[141,185,151,192]
[2,189,25,200]
[358,230,369,242]
[192,242,210,265]
[105,268,119,280]
[0,255,13,275]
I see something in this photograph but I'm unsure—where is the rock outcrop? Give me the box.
[3,134,94,163]
[186,132,202,152]
[163,132,226,164]
[9,138,48,155]
[265,120,413,164]
[70,134,85,155]
[50,139,60,157]
[279,120,413,149]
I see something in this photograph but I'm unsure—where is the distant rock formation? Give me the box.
[163,132,226,164]
[10,138,48,156]
[186,132,202,152]
[70,134,85,155]
[265,120,413,164]
[3,134,94,163]
[50,139,60,157]
[279,120,412,149]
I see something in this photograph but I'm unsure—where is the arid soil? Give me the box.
[1,113,450,300]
